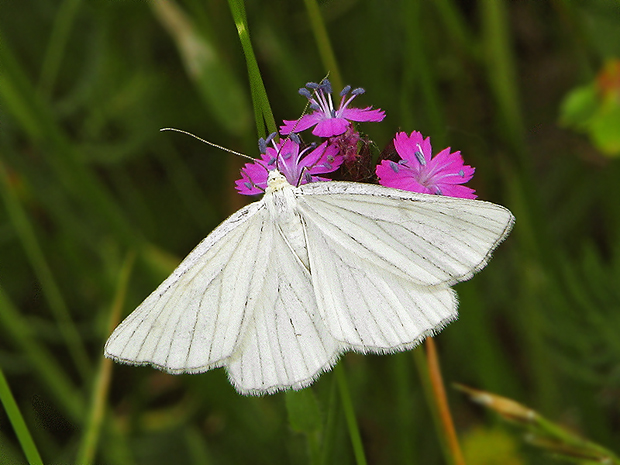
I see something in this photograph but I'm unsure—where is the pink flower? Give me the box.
[280,79,385,138]
[330,125,361,165]
[235,136,343,195]
[376,131,477,199]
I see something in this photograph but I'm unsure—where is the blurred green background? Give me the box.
[2,1,620,464]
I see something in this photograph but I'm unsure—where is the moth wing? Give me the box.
[104,201,270,373]
[225,220,342,395]
[298,182,514,287]
[297,182,513,350]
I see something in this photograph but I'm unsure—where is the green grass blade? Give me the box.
[150,0,252,136]
[334,363,367,465]
[0,367,44,465]
[227,0,277,138]
[0,285,84,421]
[302,0,342,92]
[38,0,83,95]
[413,346,453,463]
[0,161,91,380]
[0,29,141,247]
[76,252,135,465]
[432,0,475,54]
[319,377,340,465]
[400,0,445,138]
[479,0,525,155]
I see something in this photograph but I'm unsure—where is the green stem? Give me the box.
[533,414,620,461]
[432,0,476,56]
[302,0,342,91]
[319,376,340,465]
[413,345,454,464]
[334,363,367,465]
[0,368,44,465]
[401,0,444,138]
[425,338,466,465]
[0,285,84,421]
[479,0,526,158]
[76,253,135,464]
[227,0,277,138]
[38,0,83,95]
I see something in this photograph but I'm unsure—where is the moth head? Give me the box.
[265,170,291,194]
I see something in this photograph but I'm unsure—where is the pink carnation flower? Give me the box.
[235,136,343,195]
[330,125,361,165]
[280,79,385,138]
[376,131,477,199]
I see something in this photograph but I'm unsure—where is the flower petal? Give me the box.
[439,184,477,199]
[340,107,385,123]
[235,161,269,195]
[377,163,430,193]
[312,118,350,137]
[280,114,323,135]
[306,143,343,174]
[393,131,432,166]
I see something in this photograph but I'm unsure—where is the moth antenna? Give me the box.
[160,127,262,165]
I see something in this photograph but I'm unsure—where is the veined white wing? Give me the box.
[295,181,514,351]
[104,201,268,373]
[105,170,514,395]
[297,181,514,286]
[225,218,341,394]
[105,180,342,394]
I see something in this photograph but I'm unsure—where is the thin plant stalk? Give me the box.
[319,378,340,465]
[400,0,444,140]
[302,0,343,92]
[455,384,620,464]
[227,0,277,138]
[76,253,135,464]
[38,0,83,95]
[150,0,251,136]
[334,363,368,465]
[0,285,84,421]
[0,368,44,465]
[413,340,466,465]
[425,337,466,465]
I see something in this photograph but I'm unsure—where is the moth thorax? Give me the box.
[267,186,310,269]
[265,170,290,194]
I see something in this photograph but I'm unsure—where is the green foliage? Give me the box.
[1,0,619,463]
[285,389,322,434]
[462,427,525,465]
[559,61,620,156]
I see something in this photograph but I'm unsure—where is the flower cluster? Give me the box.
[236,78,476,199]
[376,131,476,199]
[235,136,342,195]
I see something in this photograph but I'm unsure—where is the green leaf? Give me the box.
[285,388,322,434]
[559,84,598,129]
[590,97,620,156]
[0,368,44,465]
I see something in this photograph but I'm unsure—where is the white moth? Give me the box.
[105,170,514,395]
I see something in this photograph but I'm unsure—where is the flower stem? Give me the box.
[425,337,466,465]
[334,363,367,465]
[0,368,44,465]
[227,0,277,138]
[302,0,343,92]
[76,252,135,465]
